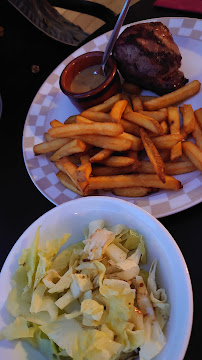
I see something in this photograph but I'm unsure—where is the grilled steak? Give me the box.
[112,22,188,95]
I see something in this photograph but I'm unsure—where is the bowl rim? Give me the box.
[0,196,193,360]
[59,51,118,99]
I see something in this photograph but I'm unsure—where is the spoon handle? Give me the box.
[101,0,132,68]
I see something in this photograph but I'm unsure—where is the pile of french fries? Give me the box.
[33,79,202,197]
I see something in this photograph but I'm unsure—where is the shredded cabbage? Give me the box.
[0,221,169,360]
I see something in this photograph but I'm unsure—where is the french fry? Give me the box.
[135,161,160,174]
[182,141,202,171]
[192,121,202,150]
[76,155,92,182]
[178,154,190,162]
[167,107,182,161]
[110,100,128,123]
[140,95,157,103]
[168,107,180,133]
[170,142,182,162]
[33,138,72,155]
[64,115,77,124]
[48,122,124,138]
[131,96,143,111]
[80,154,90,165]
[136,160,196,175]
[180,125,188,140]
[80,111,114,123]
[55,157,79,182]
[44,132,55,142]
[76,116,93,124]
[159,149,170,162]
[140,127,166,183]
[150,120,169,136]
[194,108,202,129]
[90,149,113,162]
[92,158,140,176]
[152,134,183,149]
[124,102,133,114]
[138,108,168,122]
[144,80,201,110]
[118,132,143,151]
[66,154,81,165]
[88,94,122,112]
[127,150,139,160]
[122,81,141,95]
[77,143,94,157]
[165,161,197,174]
[112,187,156,197]
[74,134,132,151]
[98,156,135,167]
[68,147,95,163]
[89,174,182,191]
[50,119,64,127]
[55,157,88,193]
[56,171,84,196]
[92,165,134,176]
[123,111,163,135]
[161,120,169,135]
[180,104,196,135]
[120,119,140,137]
[50,139,86,162]
[122,93,133,114]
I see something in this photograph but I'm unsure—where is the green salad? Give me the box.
[0,220,170,360]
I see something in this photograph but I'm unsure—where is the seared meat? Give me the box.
[112,22,188,95]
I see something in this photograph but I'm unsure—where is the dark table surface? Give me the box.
[0,0,202,358]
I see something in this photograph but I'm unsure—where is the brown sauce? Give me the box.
[70,65,108,93]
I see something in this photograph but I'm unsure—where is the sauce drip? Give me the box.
[70,65,108,93]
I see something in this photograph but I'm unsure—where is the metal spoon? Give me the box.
[98,0,132,75]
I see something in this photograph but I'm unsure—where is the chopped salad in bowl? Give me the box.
[0,196,193,360]
[0,219,170,360]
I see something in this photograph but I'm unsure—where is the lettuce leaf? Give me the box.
[42,269,61,290]
[109,224,129,242]
[30,282,47,313]
[147,260,167,302]
[87,220,105,237]
[18,226,40,293]
[55,289,75,310]
[31,233,70,292]
[0,316,35,340]
[100,279,135,336]
[47,267,73,294]
[42,233,70,260]
[33,254,51,289]
[84,229,115,261]
[116,326,144,353]
[128,237,147,264]
[123,229,142,250]
[139,316,166,360]
[40,315,85,357]
[106,258,139,281]
[50,242,84,276]
[81,299,104,323]
[72,329,122,360]
[147,260,170,330]
[6,266,32,317]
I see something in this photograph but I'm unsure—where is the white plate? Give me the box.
[0,196,193,360]
[23,17,202,218]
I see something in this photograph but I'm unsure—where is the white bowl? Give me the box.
[0,196,193,360]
